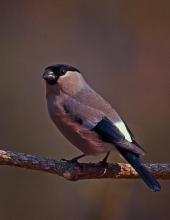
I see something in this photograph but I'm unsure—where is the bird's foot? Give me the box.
[98,152,110,165]
[60,154,85,164]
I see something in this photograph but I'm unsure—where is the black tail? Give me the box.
[117,147,161,192]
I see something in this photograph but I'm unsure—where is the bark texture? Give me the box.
[0,149,169,181]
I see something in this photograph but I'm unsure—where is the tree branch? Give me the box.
[0,149,169,181]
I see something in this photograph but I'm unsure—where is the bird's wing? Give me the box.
[64,97,144,156]
[73,86,121,122]
[72,87,144,153]
[64,97,105,129]
[92,117,145,156]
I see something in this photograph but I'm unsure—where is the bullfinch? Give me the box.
[42,64,161,192]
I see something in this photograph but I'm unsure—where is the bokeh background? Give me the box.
[0,1,169,219]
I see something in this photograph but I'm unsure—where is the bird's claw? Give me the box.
[97,159,108,167]
[97,159,109,176]
[97,152,110,166]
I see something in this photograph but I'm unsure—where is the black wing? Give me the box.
[92,117,144,156]
[92,117,161,192]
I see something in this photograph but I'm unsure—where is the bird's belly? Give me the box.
[50,113,114,155]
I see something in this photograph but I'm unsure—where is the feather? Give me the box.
[92,117,161,191]
[92,117,145,156]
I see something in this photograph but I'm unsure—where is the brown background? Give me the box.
[0,1,169,219]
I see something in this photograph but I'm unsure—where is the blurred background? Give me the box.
[0,0,169,219]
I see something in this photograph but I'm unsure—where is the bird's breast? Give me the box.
[46,91,114,155]
[49,110,113,155]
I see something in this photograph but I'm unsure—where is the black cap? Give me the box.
[42,64,80,85]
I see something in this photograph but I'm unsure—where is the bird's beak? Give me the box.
[42,70,57,85]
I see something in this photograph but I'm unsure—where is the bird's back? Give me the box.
[72,85,122,124]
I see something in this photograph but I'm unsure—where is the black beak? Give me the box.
[42,70,57,85]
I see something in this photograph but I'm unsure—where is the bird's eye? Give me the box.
[60,69,66,75]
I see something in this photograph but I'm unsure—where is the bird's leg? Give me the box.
[97,152,110,176]
[100,152,110,164]
[61,154,86,163]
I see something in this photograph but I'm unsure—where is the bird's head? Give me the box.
[42,64,80,85]
[42,64,85,95]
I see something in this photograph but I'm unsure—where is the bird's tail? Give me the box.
[117,147,161,192]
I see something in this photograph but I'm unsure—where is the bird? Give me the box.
[42,63,161,192]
